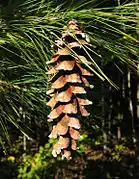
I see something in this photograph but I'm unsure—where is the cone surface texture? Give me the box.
[47,20,93,159]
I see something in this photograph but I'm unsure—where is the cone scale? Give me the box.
[47,20,93,159]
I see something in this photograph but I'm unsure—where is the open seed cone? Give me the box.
[47,20,93,159]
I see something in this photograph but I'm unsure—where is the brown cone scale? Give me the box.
[47,20,93,159]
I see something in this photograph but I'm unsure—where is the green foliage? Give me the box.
[0,0,138,155]
[111,139,126,161]
[0,133,136,179]
[17,134,104,178]
[0,1,138,178]
[77,133,104,154]
[17,139,57,179]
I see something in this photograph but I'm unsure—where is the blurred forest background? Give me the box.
[0,0,138,178]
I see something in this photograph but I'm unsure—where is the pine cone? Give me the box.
[47,20,93,159]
